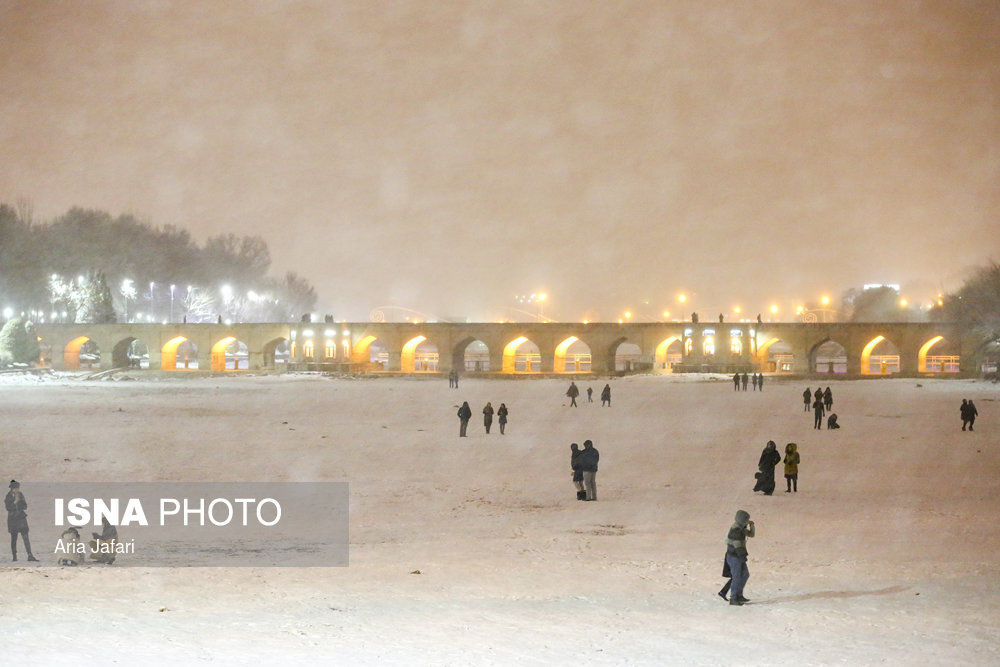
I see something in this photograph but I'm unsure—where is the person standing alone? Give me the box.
[813,395,825,429]
[497,403,508,434]
[5,480,37,562]
[566,382,580,407]
[725,510,755,605]
[579,440,599,501]
[457,401,472,437]
[601,384,611,407]
[784,442,800,492]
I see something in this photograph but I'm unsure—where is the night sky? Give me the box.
[2,1,998,322]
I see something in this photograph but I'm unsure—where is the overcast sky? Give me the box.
[2,1,998,322]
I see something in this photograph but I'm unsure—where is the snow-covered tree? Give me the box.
[0,316,40,366]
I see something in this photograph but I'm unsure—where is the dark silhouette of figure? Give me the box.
[756,314,762,324]
[814,388,823,403]
[751,374,758,391]
[719,556,732,601]
[89,516,119,564]
[961,399,969,430]
[566,382,580,407]
[733,373,740,391]
[803,388,812,412]
[725,510,755,605]
[783,443,800,492]
[813,396,825,429]
[719,313,724,323]
[827,413,839,429]
[497,403,508,434]
[823,387,833,411]
[967,399,978,431]
[457,401,472,437]
[753,441,781,495]
[601,384,611,407]
[587,387,593,403]
[5,480,37,562]
[691,312,699,323]
[570,443,585,500]
[580,440,599,501]
[756,373,764,391]
[741,372,749,391]
[482,402,494,434]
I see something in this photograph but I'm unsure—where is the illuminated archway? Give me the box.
[353,336,388,370]
[555,337,591,373]
[63,336,90,370]
[615,342,641,371]
[860,336,900,375]
[401,336,438,372]
[112,337,149,369]
[211,337,248,371]
[655,337,682,371]
[502,337,539,373]
[461,339,490,372]
[162,336,198,371]
[757,338,794,373]
[918,336,958,373]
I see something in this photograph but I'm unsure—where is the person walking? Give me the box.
[752,441,781,495]
[5,480,37,562]
[482,402,494,434]
[570,443,585,500]
[718,556,733,601]
[961,399,970,430]
[823,387,833,411]
[741,372,749,391]
[587,386,594,403]
[725,510,755,606]
[601,384,611,407]
[967,399,978,431]
[783,442,800,492]
[757,373,764,391]
[457,401,472,437]
[566,382,580,407]
[751,374,758,391]
[813,395,826,429]
[497,403,508,434]
[733,373,740,391]
[803,387,812,412]
[580,440,599,501]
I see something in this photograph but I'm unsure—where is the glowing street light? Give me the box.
[678,293,687,303]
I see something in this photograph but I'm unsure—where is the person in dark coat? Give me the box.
[566,382,580,407]
[752,441,781,495]
[89,516,119,564]
[756,373,764,391]
[823,387,833,411]
[587,386,594,403]
[783,442,800,492]
[719,556,733,601]
[961,399,970,430]
[579,440,599,501]
[497,403,508,434]
[601,384,611,407]
[967,400,978,431]
[751,373,758,391]
[741,372,748,391]
[457,401,472,437]
[813,396,825,429]
[827,413,840,429]
[570,443,585,500]
[814,387,823,403]
[803,387,812,412]
[733,373,740,391]
[482,402,494,434]
[5,480,37,562]
[725,510,755,605]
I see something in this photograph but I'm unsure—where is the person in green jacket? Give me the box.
[784,442,800,493]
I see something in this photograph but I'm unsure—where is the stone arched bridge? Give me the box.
[30,320,988,377]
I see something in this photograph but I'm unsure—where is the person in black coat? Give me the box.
[803,388,812,412]
[733,373,740,391]
[741,372,749,391]
[967,399,978,431]
[600,384,611,407]
[497,403,508,434]
[579,440,600,501]
[813,396,825,429]
[752,441,781,495]
[457,401,472,437]
[482,402,494,434]
[823,387,833,411]
[5,480,37,562]
[570,443,585,500]
[756,373,764,391]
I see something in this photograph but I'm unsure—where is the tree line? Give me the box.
[0,203,317,324]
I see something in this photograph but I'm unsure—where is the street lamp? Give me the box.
[170,284,176,322]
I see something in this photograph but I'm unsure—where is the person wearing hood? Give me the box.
[482,402,494,434]
[5,480,37,562]
[89,517,118,564]
[579,440,599,501]
[601,384,611,407]
[784,443,800,493]
[725,510,755,605]
[753,441,781,495]
[457,401,472,437]
[566,382,580,407]
[803,387,812,412]
[56,526,86,566]
[497,403,508,434]
[570,443,585,501]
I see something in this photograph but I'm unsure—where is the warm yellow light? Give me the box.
[663,311,670,318]
[900,299,908,308]
[821,296,830,306]
[733,306,741,314]
[770,305,778,314]
[625,311,631,319]
[538,293,547,301]
[796,306,804,313]
[618,319,623,324]
[582,319,589,325]
[678,294,686,302]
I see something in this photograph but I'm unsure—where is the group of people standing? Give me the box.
[804,386,837,429]
[732,372,764,391]
[457,401,509,436]
[960,399,978,431]
[569,440,600,501]
[566,382,611,407]
[750,441,800,496]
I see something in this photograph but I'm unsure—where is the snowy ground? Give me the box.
[0,371,997,665]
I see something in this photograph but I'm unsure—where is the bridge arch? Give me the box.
[64,335,101,370]
[860,336,900,375]
[162,336,198,371]
[809,339,847,374]
[555,336,591,373]
[757,337,795,373]
[503,336,540,373]
[401,335,438,372]
[918,335,959,373]
[112,337,149,369]
[211,337,248,371]
[454,337,490,372]
[262,337,289,369]
[655,336,682,371]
